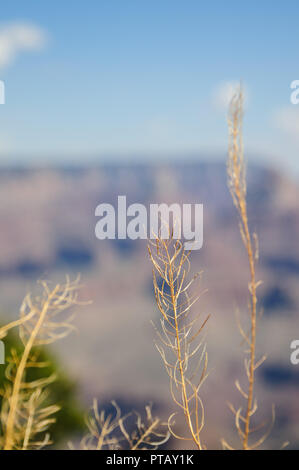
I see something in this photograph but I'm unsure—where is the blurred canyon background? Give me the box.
[0,160,298,448]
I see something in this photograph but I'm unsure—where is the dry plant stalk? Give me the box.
[148,232,209,450]
[74,399,169,450]
[0,276,83,450]
[223,87,273,450]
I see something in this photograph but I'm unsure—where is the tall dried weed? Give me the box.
[148,234,209,449]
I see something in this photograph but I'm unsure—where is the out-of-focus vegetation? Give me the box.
[0,279,169,450]
[0,326,85,446]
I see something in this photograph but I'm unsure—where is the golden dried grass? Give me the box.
[148,234,209,449]
[222,86,274,450]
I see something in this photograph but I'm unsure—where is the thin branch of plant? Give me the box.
[0,276,84,450]
[73,400,169,450]
[222,86,273,450]
[148,230,209,450]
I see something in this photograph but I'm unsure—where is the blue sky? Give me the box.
[0,0,299,172]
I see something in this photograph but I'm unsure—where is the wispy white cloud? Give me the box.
[0,22,47,69]
[212,81,248,111]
